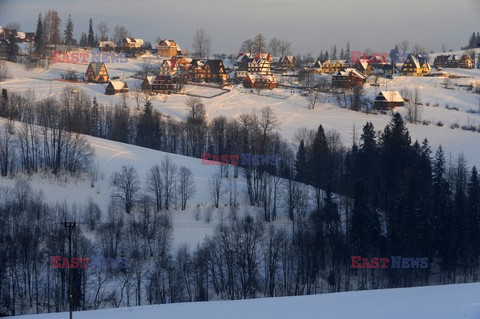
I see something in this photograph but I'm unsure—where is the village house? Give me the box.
[99,41,116,51]
[277,56,297,72]
[121,37,144,50]
[255,52,273,62]
[243,73,278,90]
[320,60,348,74]
[247,59,271,75]
[401,55,431,76]
[235,57,251,80]
[354,59,373,76]
[85,62,109,83]
[235,53,254,67]
[204,59,229,83]
[189,59,206,82]
[151,75,176,94]
[312,60,323,74]
[105,81,128,95]
[332,68,367,88]
[160,59,178,77]
[433,54,474,69]
[373,91,405,109]
[141,76,155,92]
[157,40,183,58]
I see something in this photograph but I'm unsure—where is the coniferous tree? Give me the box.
[345,41,351,62]
[34,14,44,55]
[466,167,480,274]
[64,14,74,47]
[87,18,95,47]
[295,139,307,183]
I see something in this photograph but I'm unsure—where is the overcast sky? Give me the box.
[1,0,479,55]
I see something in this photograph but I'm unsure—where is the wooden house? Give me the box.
[105,81,128,95]
[373,91,405,109]
[433,54,474,69]
[204,59,229,83]
[320,60,347,74]
[255,52,273,62]
[312,60,323,74]
[99,41,116,51]
[354,59,373,76]
[85,62,109,83]
[151,75,176,94]
[332,68,367,88]
[160,59,178,76]
[121,37,144,50]
[278,56,297,71]
[235,53,254,67]
[247,59,272,75]
[141,76,155,91]
[157,40,183,58]
[401,55,430,76]
[189,59,206,82]
[243,73,278,90]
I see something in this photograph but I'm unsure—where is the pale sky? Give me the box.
[0,0,479,55]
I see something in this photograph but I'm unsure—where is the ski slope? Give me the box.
[7,283,480,319]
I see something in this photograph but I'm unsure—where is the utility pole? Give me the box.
[64,222,76,319]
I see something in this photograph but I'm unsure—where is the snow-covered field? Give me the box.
[7,283,480,319]
[2,56,480,168]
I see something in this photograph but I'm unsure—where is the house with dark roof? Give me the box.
[151,75,176,94]
[85,62,109,83]
[204,59,229,83]
[433,54,474,69]
[332,68,367,88]
[401,55,431,76]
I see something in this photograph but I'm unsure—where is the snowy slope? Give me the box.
[8,283,480,319]
[2,56,480,169]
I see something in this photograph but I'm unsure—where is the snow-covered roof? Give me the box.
[99,41,115,48]
[247,73,277,82]
[109,81,127,90]
[377,91,404,103]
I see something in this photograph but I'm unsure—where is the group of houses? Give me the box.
[235,52,279,90]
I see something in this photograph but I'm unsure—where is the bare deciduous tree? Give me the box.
[113,25,129,46]
[97,21,109,41]
[112,165,140,214]
[178,166,196,210]
[161,155,177,210]
[192,28,211,59]
[210,170,223,208]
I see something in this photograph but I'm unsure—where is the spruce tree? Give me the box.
[88,18,95,47]
[64,14,74,47]
[295,139,307,183]
[34,14,44,55]
[345,41,351,62]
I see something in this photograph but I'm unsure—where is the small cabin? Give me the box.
[105,81,128,95]
[373,91,405,109]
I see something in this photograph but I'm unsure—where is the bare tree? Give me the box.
[161,155,177,210]
[268,38,281,56]
[112,165,140,214]
[178,166,196,210]
[398,40,410,55]
[253,34,267,53]
[308,88,321,110]
[210,169,223,208]
[279,40,291,56]
[192,28,211,59]
[97,21,109,41]
[113,25,129,46]
[146,164,163,211]
[240,39,255,53]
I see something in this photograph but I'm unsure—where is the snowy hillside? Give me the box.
[1,58,480,168]
[8,283,480,319]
